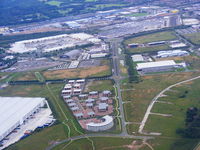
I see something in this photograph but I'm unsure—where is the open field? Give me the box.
[127,44,170,53]
[121,72,200,149]
[84,80,114,93]
[121,72,200,131]
[144,79,200,136]
[139,76,200,150]
[124,13,148,17]
[147,137,199,150]
[53,137,143,150]
[124,31,177,45]
[11,72,38,81]
[126,123,140,135]
[42,65,111,80]
[183,32,200,45]
[0,83,83,150]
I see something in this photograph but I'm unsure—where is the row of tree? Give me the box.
[125,55,140,83]
[177,107,200,138]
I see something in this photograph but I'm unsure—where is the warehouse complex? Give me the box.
[156,50,189,58]
[9,33,101,53]
[136,60,182,73]
[0,97,46,142]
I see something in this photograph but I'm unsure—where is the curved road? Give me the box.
[139,75,200,133]
[46,133,153,150]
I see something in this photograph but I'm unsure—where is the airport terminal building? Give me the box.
[0,97,46,141]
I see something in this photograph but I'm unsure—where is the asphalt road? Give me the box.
[110,38,128,135]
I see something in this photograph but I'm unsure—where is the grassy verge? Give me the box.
[53,137,137,150]
[35,72,45,82]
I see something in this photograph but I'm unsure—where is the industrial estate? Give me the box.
[0,1,200,150]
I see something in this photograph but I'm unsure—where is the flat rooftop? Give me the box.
[0,97,45,141]
[137,60,176,70]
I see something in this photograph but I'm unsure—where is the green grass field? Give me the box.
[127,44,170,53]
[183,32,200,45]
[12,72,37,81]
[142,78,200,150]
[124,31,177,45]
[147,137,199,150]
[52,137,139,150]
[121,72,200,130]
[124,13,148,17]
[84,79,114,93]
[145,79,200,135]
[0,72,20,83]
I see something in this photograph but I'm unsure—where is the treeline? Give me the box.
[177,107,200,138]
[0,0,156,26]
[125,55,140,83]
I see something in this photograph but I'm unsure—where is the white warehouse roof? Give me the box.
[131,54,144,62]
[0,97,45,141]
[136,60,176,70]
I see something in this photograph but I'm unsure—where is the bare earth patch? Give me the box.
[43,65,110,79]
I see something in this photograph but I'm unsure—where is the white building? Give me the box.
[131,54,144,62]
[91,53,109,58]
[136,60,180,73]
[68,61,79,69]
[183,19,199,25]
[0,97,46,141]
[9,33,101,53]
[157,50,189,58]
[86,115,114,132]
[169,41,187,48]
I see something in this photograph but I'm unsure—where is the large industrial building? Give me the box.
[9,33,101,53]
[136,60,181,73]
[0,97,46,142]
[131,54,144,62]
[156,50,189,58]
